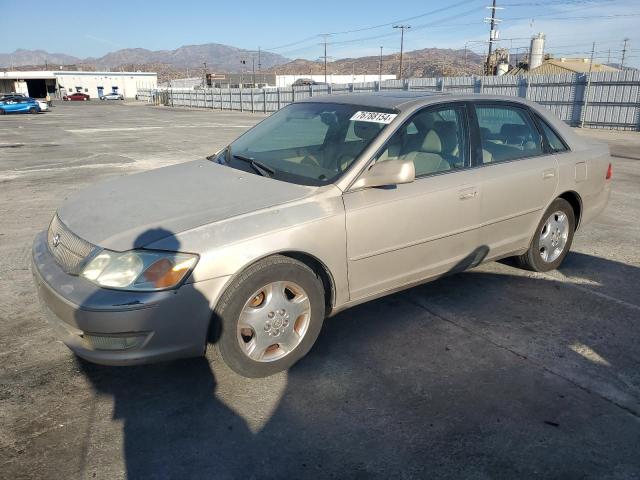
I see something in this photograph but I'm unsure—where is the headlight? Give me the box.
[81,249,198,291]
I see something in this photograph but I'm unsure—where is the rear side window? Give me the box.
[475,105,543,164]
[537,116,568,153]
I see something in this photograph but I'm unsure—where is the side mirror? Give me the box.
[350,159,415,190]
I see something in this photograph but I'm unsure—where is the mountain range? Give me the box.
[0,43,289,72]
[267,48,484,78]
[0,43,485,81]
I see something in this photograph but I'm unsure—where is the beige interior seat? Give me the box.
[340,122,382,170]
[405,129,451,176]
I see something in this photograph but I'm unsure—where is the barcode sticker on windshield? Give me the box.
[350,111,397,124]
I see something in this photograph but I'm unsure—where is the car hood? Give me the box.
[57,159,315,251]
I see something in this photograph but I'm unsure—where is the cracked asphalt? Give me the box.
[1,101,639,479]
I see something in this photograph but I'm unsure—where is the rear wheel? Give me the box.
[214,255,325,378]
[0,108,5,115]
[517,198,575,272]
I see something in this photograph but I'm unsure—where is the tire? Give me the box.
[29,107,37,114]
[0,108,5,115]
[214,255,325,378]
[517,198,575,272]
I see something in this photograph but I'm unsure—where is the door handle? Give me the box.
[543,169,556,179]
[458,187,478,200]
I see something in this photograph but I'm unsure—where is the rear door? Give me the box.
[470,102,558,259]
[343,102,485,300]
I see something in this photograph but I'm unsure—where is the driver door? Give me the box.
[343,103,485,300]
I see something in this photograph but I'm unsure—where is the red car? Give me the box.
[63,92,90,101]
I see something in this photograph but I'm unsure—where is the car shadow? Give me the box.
[76,245,640,479]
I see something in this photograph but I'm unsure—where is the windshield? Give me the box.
[222,102,396,186]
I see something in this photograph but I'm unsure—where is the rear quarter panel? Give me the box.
[531,103,612,229]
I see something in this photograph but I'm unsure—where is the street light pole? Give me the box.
[379,46,383,84]
[393,25,411,80]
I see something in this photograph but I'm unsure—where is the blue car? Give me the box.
[0,96,41,114]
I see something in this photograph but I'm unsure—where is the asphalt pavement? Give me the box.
[1,101,639,479]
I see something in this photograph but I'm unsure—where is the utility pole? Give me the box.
[252,55,256,87]
[484,0,503,75]
[393,24,411,80]
[621,38,629,69]
[379,46,383,84]
[607,49,611,65]
[258,46,262,85]
[319,34,331,84]
[581,41,596,128]
[240,59,246,87]
[202,62,207,88]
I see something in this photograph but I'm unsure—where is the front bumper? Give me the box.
[31,231,230,365]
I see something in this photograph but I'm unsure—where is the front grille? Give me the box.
[47,214,96,274]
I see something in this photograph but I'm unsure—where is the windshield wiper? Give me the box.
[232,153,275,178]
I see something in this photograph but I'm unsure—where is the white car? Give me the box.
[100,92,124,101]
[36,100,48,112]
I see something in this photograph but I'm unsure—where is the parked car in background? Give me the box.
[63,92,90,101]
[32,92,612,377]
[36,99,49,112]
[100,92,124,101]
[292,78,327,87]
[0,92,27,100]
[0,96,41,114]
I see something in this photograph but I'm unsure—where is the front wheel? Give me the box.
[29,107,37,114]
[214,255,325,378]
[517,198,575,272]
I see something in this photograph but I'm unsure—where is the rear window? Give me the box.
[476,105,543,164]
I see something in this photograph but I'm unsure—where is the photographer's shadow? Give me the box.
[76,228,253,479]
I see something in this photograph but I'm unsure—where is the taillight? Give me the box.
[606,163,613,180]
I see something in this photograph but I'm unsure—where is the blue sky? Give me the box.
[3,0,639,66]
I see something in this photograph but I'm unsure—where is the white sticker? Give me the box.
[350,111,397,124]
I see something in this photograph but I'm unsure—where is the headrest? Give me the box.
[434,121,457,154]
[479,127,491,139]
[500,123,529,139]
[421,129,442,153]
[353,122,380,141]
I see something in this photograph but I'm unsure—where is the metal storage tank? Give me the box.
[529,33,546,70]
[497,63,509,75]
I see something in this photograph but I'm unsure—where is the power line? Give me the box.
[262,0,483,52]
[326,0,480,35]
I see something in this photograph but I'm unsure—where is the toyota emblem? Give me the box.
[52,233,61,248]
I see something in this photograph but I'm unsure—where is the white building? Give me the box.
[0,70,157,99]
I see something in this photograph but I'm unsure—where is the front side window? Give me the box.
[476,105,543,164]
[225,102,394,186]
[376,105,469,177]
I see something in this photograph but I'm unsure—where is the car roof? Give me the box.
[297,91,539,112]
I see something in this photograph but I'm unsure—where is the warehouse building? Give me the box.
[507,57,620,75]
[0,70,157,99]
